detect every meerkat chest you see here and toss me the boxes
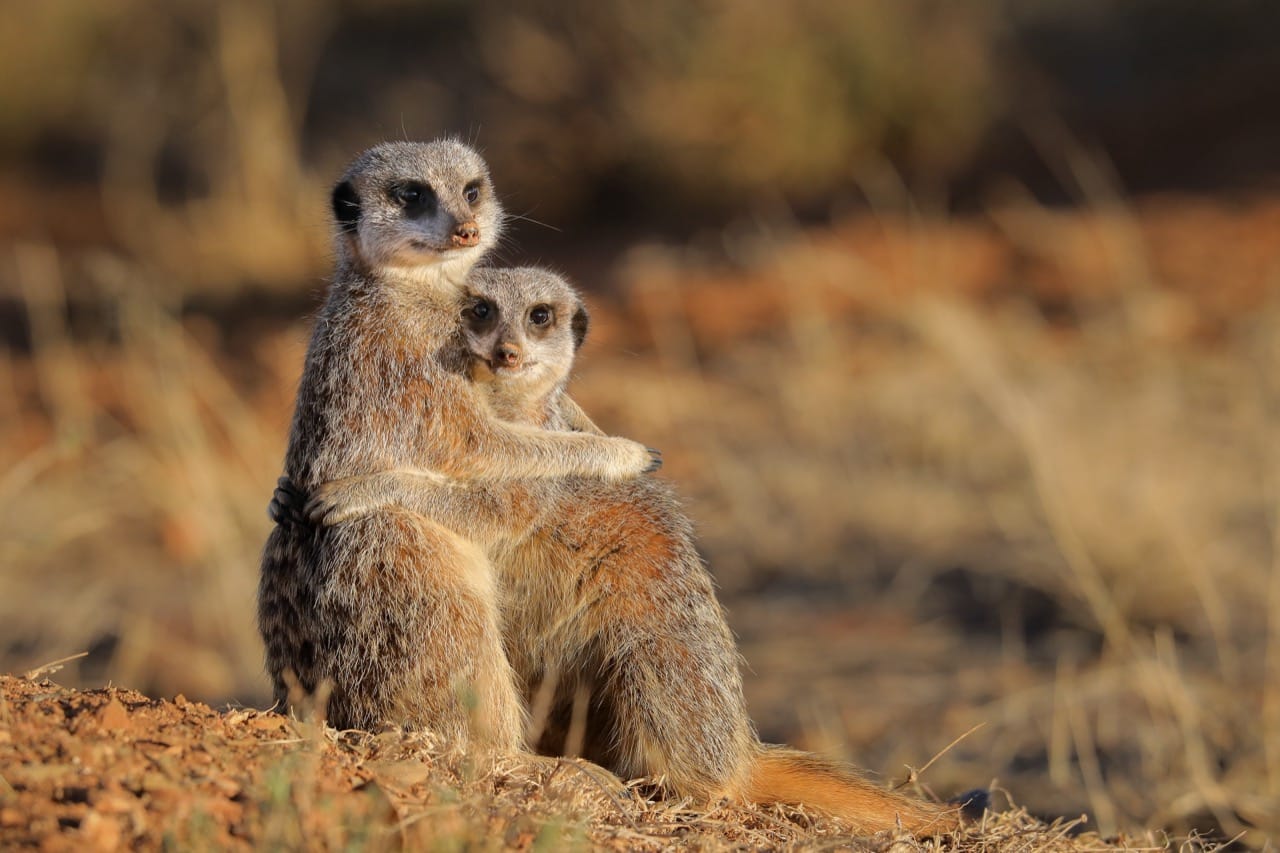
[318,315,446,423]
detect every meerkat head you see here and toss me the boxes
[461,267,589,417]
[330,139,503,283]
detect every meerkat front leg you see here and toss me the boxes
[304,467,453,527]
[437,406,662,482]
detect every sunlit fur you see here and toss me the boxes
[257,141,656,754]
[301,266,959,834]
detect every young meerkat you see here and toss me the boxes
[460,267,600,432]
[257,140,659,752]
[297,265,959,835]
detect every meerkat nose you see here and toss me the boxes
[495,342,521,366]
[452,221,481,247]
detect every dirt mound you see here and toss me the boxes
[0,674,1184,851]
[0,674,381,850]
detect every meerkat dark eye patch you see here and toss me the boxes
[331,180,361,233]
[570,304,589,351]
[464,181,482,205]
[465,298,496,327]
[389,181,437,218]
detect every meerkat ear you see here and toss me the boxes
[570,302,590,351]
[331,180,361,234]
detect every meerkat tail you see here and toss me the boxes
[744,747,958,836]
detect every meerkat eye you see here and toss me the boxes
[464,182,481,205]
[529,305,552,326]
[470,300,493,320]
[391,182,429,207]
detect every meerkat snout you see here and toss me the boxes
[494,341,522,367]
[452,221,481,247]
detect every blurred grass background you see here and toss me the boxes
[1,0,1278,843]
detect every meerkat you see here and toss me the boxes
[289,265,958,835]
[459,266,600,432]
[257,140,660,753]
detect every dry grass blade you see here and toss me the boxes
[22,651,89,680]
[549,758,641,832]
[896,722,986,790]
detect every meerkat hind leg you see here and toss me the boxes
[514,486,758,797]
[313,510,524,751]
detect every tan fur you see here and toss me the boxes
[294,265,958,834]
[257,141,656,753]
[748,748,955,835]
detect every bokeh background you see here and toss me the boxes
[2,0,1279,842]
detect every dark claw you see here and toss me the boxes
[644,448,663,474]
[304,499,326,525]
[267,496,287,524]
[269,476,310,526]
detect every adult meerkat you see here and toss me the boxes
[293,266,957,835]
[257,141,659,752]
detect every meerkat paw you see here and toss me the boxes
[268,476,308,526]
[607,439,663,479]
[304,476,389,526]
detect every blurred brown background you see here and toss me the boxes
[2,0,1279,842]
